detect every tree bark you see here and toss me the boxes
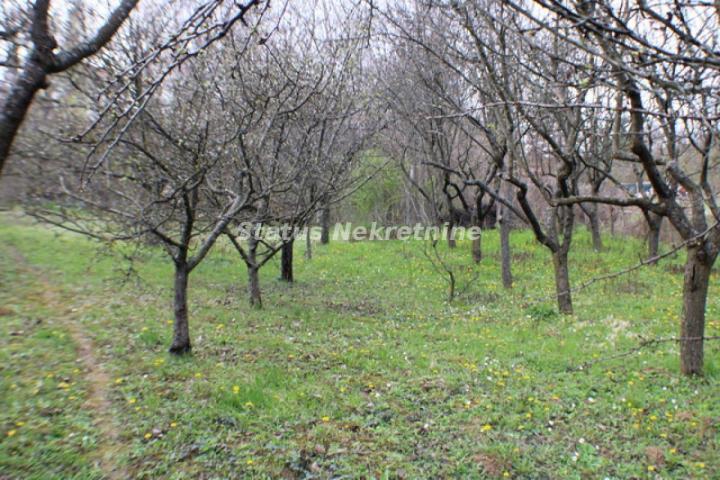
[471,232,482,263]
[646,213,663,262]
[248,266,262,308]
[499,205,513,289]
[280,238,294,282]
[247,235,262,308]
[320,205,330,245]
[586,204,602,252]
[446,220,457,249]
[680,247,712,375]
[471,193,483,262]
[552,249,573,314]
[305,227,312,259]
[0,64,47,175]
[169,263,191,354]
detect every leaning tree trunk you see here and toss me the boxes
[169,262,191,354]
[320,205,330,245]
[0,64,46,175]
[679,246,713,375]
[280,238,294,282]
[499,205,513,289]
[552,248,573,314]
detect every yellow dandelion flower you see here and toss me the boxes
[246,459,254,465]
[321,416,330,423]
[481,424,492,432]
[144,432,152,440]
[170,422,177,428]
[647,465,655,472]
[128,398,136,404]
[232,385,240,394]
[7,430,16,437]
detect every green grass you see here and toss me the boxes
[1,212,718,479]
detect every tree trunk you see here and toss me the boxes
[280,238,294,282]
[0,63,46,175]
[248,266,262,308]
[471,194,483,262]
[247,235,262,308]
[499,205,513,289]
[446,220,457,249]
[647,213,662,262]
[586,204,602,252]
[679,247,712,375]
[471,232,482,263]
[305,227,312,259]
[552,249,573,314]
[320,205,330,245]
[169,263,191,354]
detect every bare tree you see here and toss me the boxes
[28,20,267,354]
[221,9,375,305]
[513,0,720,374]
[0,0,267,177]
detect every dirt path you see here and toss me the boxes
[8,245,126,480]
[64,317,125,480]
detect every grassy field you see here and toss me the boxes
[1,212,718,479]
